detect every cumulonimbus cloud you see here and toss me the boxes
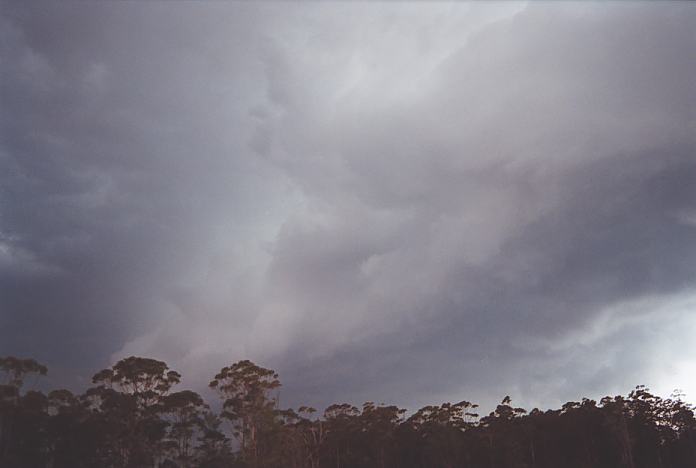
[1,1,695,410]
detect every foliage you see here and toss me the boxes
[1,354,696,468]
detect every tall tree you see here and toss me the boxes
[161,390,208,467]
[209,360,281,467]
[0,356,48,466]
[88,356,181,467]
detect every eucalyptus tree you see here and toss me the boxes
[600,395,636,468]
[45,389,93,467]
[209,359,281,467]
[293,406,324,468]
[196,411,235,467]
[405,400,479,468]
[88,356,182,467]
[360,402,406,468]
[0,356,48,391]
[160,390,208,467]
[480,396,528,468]
[0,356,48,465]
[321,403,360,468]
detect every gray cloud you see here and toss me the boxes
[1,1,695,411]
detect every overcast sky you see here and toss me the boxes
[1,1,695,412]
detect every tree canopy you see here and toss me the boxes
[1,354,695,468]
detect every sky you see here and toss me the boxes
[1,1,695,413]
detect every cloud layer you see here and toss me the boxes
[1,1,695,410]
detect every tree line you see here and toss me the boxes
[1,355,695,468]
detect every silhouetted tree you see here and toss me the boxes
[0,356,48,466]
[87,356,181,467]
[1,354,696,468]
[209,360,281,467]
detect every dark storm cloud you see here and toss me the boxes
[1,1,695,409]
[0,1,281,384]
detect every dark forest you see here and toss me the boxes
[1,356,695,468]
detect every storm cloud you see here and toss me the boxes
[1,1,695,411]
